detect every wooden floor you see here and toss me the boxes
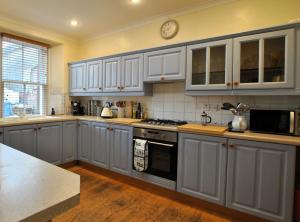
[53,166,243,222]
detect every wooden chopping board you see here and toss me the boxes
[178,124,227,135]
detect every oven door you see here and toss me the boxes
[145,140,177,181]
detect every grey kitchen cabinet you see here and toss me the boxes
[144,46,186,82]
[121,53,144,92]
[91,122,110,168]
[86,60,103,92]
[226,139,295,222]
[62,121,77,163]
[186,39,233,91]
[78,121,92,162]
[103,57,121,92]
[36,122,63,165]
[4,124,37,156]
[69,63,86,93]
[233,29,295,90]
[177,133,227,205]
[0,128,3,143]
[109,124,133,175]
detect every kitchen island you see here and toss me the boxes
[0,143,80,222]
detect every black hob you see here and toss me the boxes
[140,119,187,126]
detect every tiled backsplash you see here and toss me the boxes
[81,82,300,126]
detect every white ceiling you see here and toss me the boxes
[0,0,221,40]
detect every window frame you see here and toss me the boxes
[0,33,49,118]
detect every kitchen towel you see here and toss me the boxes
[133,139,148,172]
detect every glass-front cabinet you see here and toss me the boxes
[186,39,233,90]
[233,29,295,89]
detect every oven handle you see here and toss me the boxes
[133,139,174,148]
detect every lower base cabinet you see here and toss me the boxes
[177,133,227,205]
[78,121,92,162]
[62,121,77,163]
[226,139,296,222]
[36,122,63,165]
[109,124,132,175]
[4,124,37,156]
[91,122,109,168]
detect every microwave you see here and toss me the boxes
[250,109,300,136]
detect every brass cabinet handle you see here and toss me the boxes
[233,82,239,86]
[160,77,165,81]
[99,87,102,90]
[83,87,86,90]
[221,142,227,146]
[226,82,231,86]
[117,86,121,89]
[228,144,236,149]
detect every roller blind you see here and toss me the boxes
[1,34,48,117]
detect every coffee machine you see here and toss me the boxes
[71,100,84,116]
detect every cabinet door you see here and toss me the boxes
[144,46,186,82]
[233,29,295,89]
[103,57,121,92]
[86,60,103,92]
[91,123,109,168]
[78,121,91,162]
[177,133,227,205]
[109,125,133,175]
[121,54,143,92]
[62,121,77,163]
[36,122,62,165]
[226,139,295,222]
[69,63,86,93]
[186,39,233,90]
[4,125,37,156]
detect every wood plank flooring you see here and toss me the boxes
[53,166,250,222]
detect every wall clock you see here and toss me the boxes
[160,19,179,40]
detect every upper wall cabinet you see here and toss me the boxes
[121,54,144,92]
[144,46,186,82]
[186,39,233,90]
[103,57,121,92]
[86,60,103,92]
[70,63,86,93]
[233,29,295,89]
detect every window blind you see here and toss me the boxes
[1,34,48,117]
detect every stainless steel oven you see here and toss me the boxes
[133,128,178,181]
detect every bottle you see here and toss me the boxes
[51,108,55,115]
[136,103,142,119]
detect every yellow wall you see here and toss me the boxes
[79,0,300,60]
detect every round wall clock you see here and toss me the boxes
[160,19,179,40]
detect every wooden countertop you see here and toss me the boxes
[177,124,227,135]
[0,144,80,222]
[0,116,299,146]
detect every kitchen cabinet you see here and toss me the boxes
[78,121,92,162]
[91,122,110,168]
[177,133,227,205]
[103,57,121,92]
[36,122,62,165]
[86,60,103,92]
[109,124,133,175]
[4,124,37,156]
[144,46,186,82]
[226,139,295,222]
[69,63,86,93]
[233,29,295,90]
[121,53,144,92]
[0,128,3,143]
[62,121,77,163]
[186,39,233,90]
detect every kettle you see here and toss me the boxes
[101,102,113,118]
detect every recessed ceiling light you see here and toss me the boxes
[130,0,141,5]
[70,20,78,27]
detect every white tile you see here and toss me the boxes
[164,102,174,112]
[174,102,185,112]
[184,112,196,122]
[153,111,163,119]
[196,96,209,104]
[163,112,174,120]
[184,102,196,113]
[173,112,184,121]
[184,95,196,103]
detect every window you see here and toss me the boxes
[1,34,48,117]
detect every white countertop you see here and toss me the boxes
[0,144,80,222]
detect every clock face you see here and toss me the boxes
[160,20,179,39]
